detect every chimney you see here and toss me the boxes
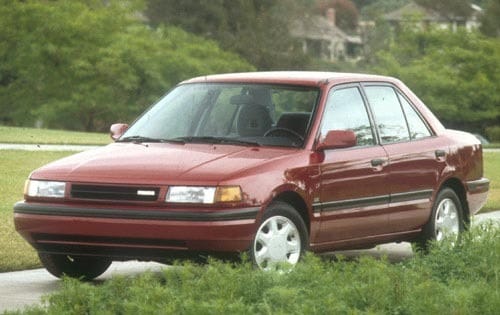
[327,8,336,27]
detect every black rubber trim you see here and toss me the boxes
[466,178,490,193]
[390,189,433,203]
[313,189,433,213]
[313,195,390,213]
[14,202,259,222]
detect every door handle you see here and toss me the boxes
[435,150,446,158]
[371,158,387,167]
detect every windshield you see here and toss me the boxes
[121,83,319,147]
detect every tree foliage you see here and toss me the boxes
[480,0,500,37]
[0,0,253,131]
[145,0,311,70]
[372,27,500,133]
[351,0,376,8]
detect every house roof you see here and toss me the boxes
[291,15,347,40]
[290,15,361,44]
[384,2,443,22]
[385,1,483,23]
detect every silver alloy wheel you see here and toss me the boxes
[434,197,460,242]
[253,215,301,270]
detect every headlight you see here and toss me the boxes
[166,186,242,204]
[166,186,216,204]
[25,180,66,198]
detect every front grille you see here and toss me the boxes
[71,184,160,202]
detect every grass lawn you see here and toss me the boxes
[483,152,500,212]
[0,150,74,272]
[0,126,110,145]
[0,150,498,272]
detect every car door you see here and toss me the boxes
[314,85,391,245]
[363,85,446,233]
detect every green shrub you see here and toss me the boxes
[9,224,499,315]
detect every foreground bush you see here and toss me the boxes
[8,224,500,315]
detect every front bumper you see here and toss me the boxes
[14,201,259,260]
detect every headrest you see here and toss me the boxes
[237,104,273,137]
[230,94,254,105]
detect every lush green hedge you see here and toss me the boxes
[10,225,500,315]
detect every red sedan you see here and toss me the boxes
[15,72,489,279]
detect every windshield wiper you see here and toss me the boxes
[217,138,261,146]
[118,136,162,143]
[173,136,260,146]
[118,136,185,144]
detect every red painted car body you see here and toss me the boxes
[14,72,489,275]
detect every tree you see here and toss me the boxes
[144,0,311,70]
[372,27,500,134]
[480,0,500,37]
[0,0,253,131]
[351,0,376,8]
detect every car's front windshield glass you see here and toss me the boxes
[121,83,320,147]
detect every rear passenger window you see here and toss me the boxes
[321,87,374,146]
[364,86,410,144]
[397,92,432,140]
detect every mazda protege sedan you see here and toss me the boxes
[14,72,489,279]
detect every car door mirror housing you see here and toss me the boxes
[110,123,129,141]
[316,130,357,150]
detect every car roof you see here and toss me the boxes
[181,71,399,87]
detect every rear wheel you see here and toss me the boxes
[250,201,308,270]
[39,253,112,281]
[416,188,465,251]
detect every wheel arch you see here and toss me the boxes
[439,177,470,223]
[273,191,310,233]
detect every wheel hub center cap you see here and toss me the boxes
[268,235,287,260]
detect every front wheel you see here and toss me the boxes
[39,253,112,281]
[250,201,308,270]
[416,188,466,251]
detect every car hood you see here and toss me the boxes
[30,142,299,185]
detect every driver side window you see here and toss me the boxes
[321,87,375,146]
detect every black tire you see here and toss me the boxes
[415,188,466,252]
[39,253,112,281]
[249,201,308,270]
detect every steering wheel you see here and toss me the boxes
[264,127,304,141]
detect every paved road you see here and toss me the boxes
[0,261,166,313]
[0,212,498,313]
[484,148,500,153]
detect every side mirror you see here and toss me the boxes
[110,123,129,141]
[316,130,357,151]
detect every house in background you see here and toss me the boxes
[384,1,483,32]
[290,8,362,62]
